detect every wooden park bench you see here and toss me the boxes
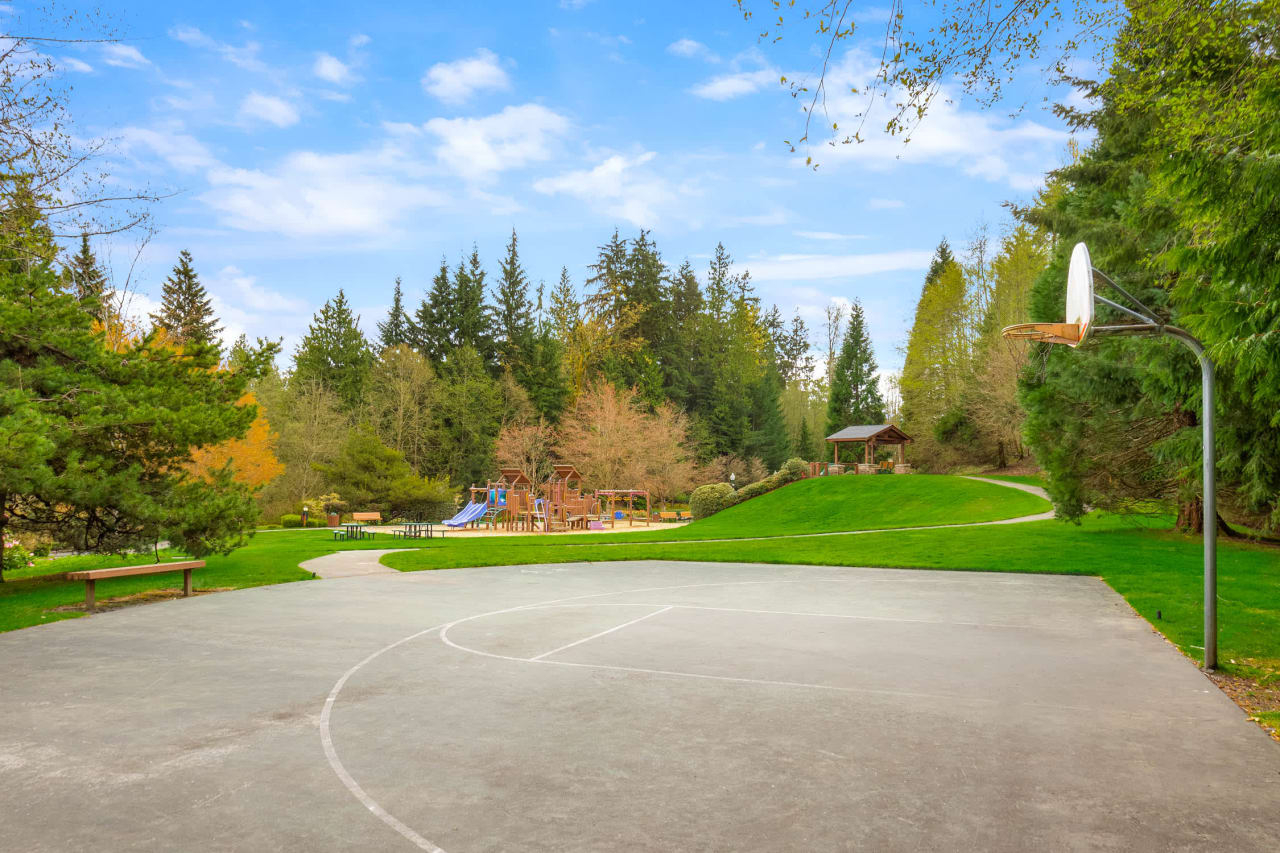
[351,512,381,524]
[658,511,678,522]
[64,560,205,613]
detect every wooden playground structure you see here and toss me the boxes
[447,464,653,534]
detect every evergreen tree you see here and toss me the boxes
[495,229,533,364]
[377,277,412,350]
[776,311,815,382]
[795,417,817,461]
[64,233,108,322]
[1,260,276,579]
[151,249,222,348]
[548,266,580,342]
[746,366,791,470]
[293,289,373,411]
[453,246,496,366]
[825,299,886,446]
[412,257,453,364]
[430,345,502,486]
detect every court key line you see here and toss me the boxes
[318,573,1087,852]
[529,606,673,661]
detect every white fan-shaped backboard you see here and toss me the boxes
[1066,242,1095,346]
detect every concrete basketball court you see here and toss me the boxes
[3,559,1278,851]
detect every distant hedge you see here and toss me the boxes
[280,514,325,528]
[689,457,808,520]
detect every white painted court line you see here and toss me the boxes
[522,602,1029,631]
[528,606,674,661]
[318,574,1105,851]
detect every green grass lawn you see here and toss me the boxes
[569,474,1049,543]
[0,530,390,634]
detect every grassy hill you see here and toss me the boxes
[589,474,1049,542]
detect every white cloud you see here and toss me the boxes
[690,69,777,101]
[239,93,300,128]
[424,104,569,182]
[794,230,868,241]
[667,38,718,62]
[102,44,149,69]
[809,49,1070,190]
[559,0,594,8]
[534,151,678,227]
[867,198,904,210]
[170,25,268,73]
[350,33,371,48]
[205,265,311,351]
[60,56,93,73]
[743,250,933,281]
[422,49,510,105]
[202,147,447,238]
[313,52,353,85]
[119,126,218,172]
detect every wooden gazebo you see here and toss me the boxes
[826,424,913,470]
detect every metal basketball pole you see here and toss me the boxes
[1161,327,1217,670]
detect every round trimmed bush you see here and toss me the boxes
[690,482,736,520]
[280,513,302,528]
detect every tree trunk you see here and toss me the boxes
[995,439,1007,470]
[1175,497,1242,539]
[1176,497,1204,533]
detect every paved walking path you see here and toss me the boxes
[301,549,413,579]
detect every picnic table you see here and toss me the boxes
[394,521,442,540]
[334,522,376,541]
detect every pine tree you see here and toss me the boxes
[776,312,815,383]
[495,229,533,363]
[151,250,222,348]
[549,266,580,342]
[746,366,790,470]
[64,233,108,322]
[1,260,276,579]
[412,257,453,364]
[454,246,495,366]
[378,277,412,350]
[293,289,372,411]
[825,299,886,448]
[796,417,816,461]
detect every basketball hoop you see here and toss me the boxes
[1001,322,1083,346]
[1001,241,1220,670]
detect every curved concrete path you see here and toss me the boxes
[302,549,414,579]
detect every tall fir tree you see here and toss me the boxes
[453,246,496,366]
[293,288,372,411]
[64,233,108,322]
[495,228,533,364]
[412,257,453,364]
[825,299,886,452]
[378,277,412,350]
[151,249,222,349]
[548,266,580,342]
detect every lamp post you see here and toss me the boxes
[729,472,736,489]
[302,505,309,528]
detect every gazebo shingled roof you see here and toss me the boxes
[825,424,912,465]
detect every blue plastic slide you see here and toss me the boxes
[442,501,488,528]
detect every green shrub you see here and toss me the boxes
[281,513,302,528]
[2,537,33,574]
[690,483,736,520]
[778,457,808,484]
[734,479,773,502]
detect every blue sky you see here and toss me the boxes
[51,0,1082,372]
